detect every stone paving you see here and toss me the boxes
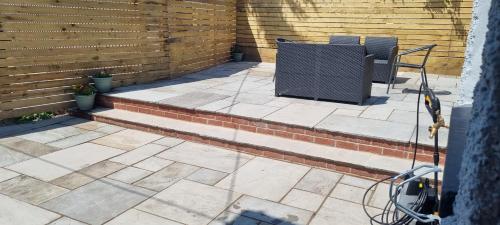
[105,62,458,147]
[0,117,394,225]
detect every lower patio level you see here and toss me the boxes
[1,117,387,225]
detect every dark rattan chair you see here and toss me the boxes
[387,44,437,93]
[275,42,374,105]
[329,35,361,45]
[365,36,399,83]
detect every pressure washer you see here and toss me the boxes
[362,67,450,225]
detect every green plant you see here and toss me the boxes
[17,112,54,123]
[231,44,242,53]
[93,71,112,78]
[74,83,97,96]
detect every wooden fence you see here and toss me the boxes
[236,0,473,75]
[0,0,236,120]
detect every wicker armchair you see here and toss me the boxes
[275,42,374,105]
[329,35,361,45]
[365,36,399,83]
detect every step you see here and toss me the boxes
[96,95,446,165]
[78,108,442,180]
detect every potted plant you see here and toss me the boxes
[231,44,244,62]
[92,71,113,93]
[74,84,97,111]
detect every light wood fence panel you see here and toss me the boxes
[168,0,236,76]
[0,0,236,120]
[236,0,472,75]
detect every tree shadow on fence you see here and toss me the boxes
[238,0,319,61]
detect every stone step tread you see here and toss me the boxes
[90,108,440,177]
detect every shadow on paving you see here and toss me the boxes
[217,210,301,225]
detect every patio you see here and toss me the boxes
[1,117,387,225]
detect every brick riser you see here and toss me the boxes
[74,111,396,181]
[96,95,447,165]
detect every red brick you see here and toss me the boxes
[222,122,238,129]
[215,115,232,122]
[192,117,208,124]
[275,131,293,139]
[359,144,383,154]
[239,125,257,132]
[284,153,305,164]
[304,157,327,168]
[163,112,178,119]
[256,128,275,135]
[294,134,314,142]
[268,123,287,131]
[177,114,192,121]
[207,120,223,126]
[335,164,352,173]
[314,137,335,146]
[263,150,284,160]
[336,141,358,150]
[382,148,406,158]
[232,118,250,125]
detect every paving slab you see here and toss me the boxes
[134,157,174,172]
[197,98,239,111]
[281,189,325,212]
[41,178,155,225]
[359,106,394,120]
[0,115,73,138]
[51,161,126,190]
[294,168,342,196]
[48,217,88,225]
[107,90,179,103]
[228,195,313,225]
[0,137,60,157]
[136,179,241,225]
[92,129,163,151]
[330,183,371,204]
[0,145,32,167]
[48,131,107,149]
[62,119,109,131]
[134,162,199,191]
[0,175,68,205]
[315,114,416,143]
[107,167,153,184]
[186,168,228,185]
[369,183,391,209]
[110,143,168,165]
[340,175,377,189]
[218,103,280,119]
[153,137,184,147]
[264,103,335,128]
[157,142,253,173]
[216,157,310,201]
[209,211,260,225]
[332,108,363,117]
[7,143,125,181]
[18,124,85,144]
[94,124,126,134]
[159,92,230,109]
[105,208,182,225]
[0,194,60,225]
[230,93,275,105]
[309,198,377,225]
[0,168,19,182]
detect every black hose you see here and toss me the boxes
[362,83,427,225]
